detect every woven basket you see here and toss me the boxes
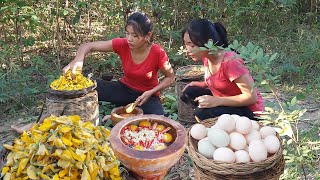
[176,65,204,81]
[46,90,99,125]
[187,118,284,180]
[48,80,97,99]
[175,65,204,123]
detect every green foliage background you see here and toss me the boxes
[0,0,319,179]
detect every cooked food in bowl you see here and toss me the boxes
[118,113,136,118]
[120,120,174,151]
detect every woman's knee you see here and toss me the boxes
[140,97,164,115]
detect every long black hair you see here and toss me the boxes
[126,12,154,42]
[182,19,228,48]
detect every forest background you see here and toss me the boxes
[0,0,319,179]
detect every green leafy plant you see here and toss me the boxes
[98,101,115,120]
[162,93,178,120]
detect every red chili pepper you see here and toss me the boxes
[139,140,146,147]
[121,136,134,146]
[161,127,171,134]
[147,139,154,148]
[152,123,158,130]
[121,126,130,134]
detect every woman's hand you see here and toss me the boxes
[182,81,207,92]
[62,41,113,75]
[62,58,84,75]
[195,95,222,108]
[136,90,154,106]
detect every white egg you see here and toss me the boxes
[208,128,230,147]
[217,114,235,133]
[229,132,247,150]
[231,114,241,122]
[263,135,280,154]
[235,150,251,163]
[213,147,235,163]
[198,139,216,159]
[245,130,261,144]
[259,126,276,139]
[251,120,260,131]
[248,140,268,162]
[210,124,220,129]
[235,116,252,135]
[190,124,207,140]
[202,137,209,141]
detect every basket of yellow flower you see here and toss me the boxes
[49,70,97,99]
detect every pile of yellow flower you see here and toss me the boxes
[1,115,121,180]
[50,70,94,91]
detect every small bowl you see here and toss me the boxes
[110,106,143,126]
[109,115,187,180]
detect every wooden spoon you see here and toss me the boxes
[125,101,139,114]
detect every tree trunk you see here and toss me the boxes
[14,7,23,61]
[55,0,61,69]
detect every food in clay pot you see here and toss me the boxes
[118,113,136,118]
[190,114,282,164]
[120,120,174,151]
[110,115,187,180]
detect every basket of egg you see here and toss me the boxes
[187,114,284,180]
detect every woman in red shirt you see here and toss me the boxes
[63,12,174,115]
[181,19,264,120]
[11,12,174,133]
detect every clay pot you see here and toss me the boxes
[110,106,143,126]
[110,115,187,180]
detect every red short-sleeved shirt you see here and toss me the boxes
[203,51,264,112]
[112,38,169,96]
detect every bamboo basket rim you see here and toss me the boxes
[176,65,204,81]
[187,117,284,176]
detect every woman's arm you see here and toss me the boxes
[63,40,113,74]
[195,74,257,108]
[182,81,207,92]
[137,62,175,105]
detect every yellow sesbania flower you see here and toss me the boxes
[2,115,121,180]
[50,70,94,90]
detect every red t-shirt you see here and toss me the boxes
[112,38,169,96]
[203,51,264,112]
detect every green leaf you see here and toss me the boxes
[199,47,207,51]
[247,42,254,52]
[257,48,264,60]
[51,9,56,16]
[63,9,69,16]
[269,53,278,62]
[290,96,298,106]
[206,40,214,48]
